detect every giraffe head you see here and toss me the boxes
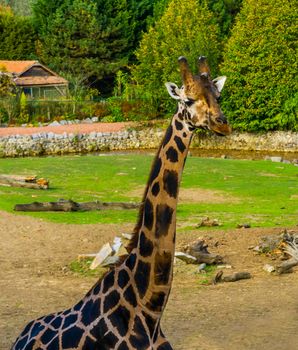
[165,56,232,136]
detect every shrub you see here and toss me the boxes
[221,0,297,131]
[130,0,221,115]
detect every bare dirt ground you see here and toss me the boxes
[1,211,298,350]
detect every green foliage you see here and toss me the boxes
[148,0,171,26]
[18,91,29,123]
[206,0,243,39]
[69,258,106,277]
[0,69,18,124]
[103,95,159,122]
[126,0,157,60]
[0,154,297,228]
[0,0,34,16]
[197,265,218,285]
[0,5,36,59]
[221,0,297,131]
[131,0,221,114]
[33,0,133,94]
[0,69,15,97]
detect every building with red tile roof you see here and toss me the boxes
[0,60,68,99]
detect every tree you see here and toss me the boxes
[0,0,34,16]
[33,0,133,95]
[0,5,36,60]
[221,0,297,131]
[0,70,15,97]
[0,69,18,124]
[206,0,243,39]
[130,0,221,111]
[127,0,170,60]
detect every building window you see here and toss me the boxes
[23,87,33,98]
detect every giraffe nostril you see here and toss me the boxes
[216,116,227,124]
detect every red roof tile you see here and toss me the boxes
[0,60,38,75]
[0,60,68,87]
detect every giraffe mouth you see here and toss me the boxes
[208,118,232,136]
[200,125,229,136]
[214,131,226,136]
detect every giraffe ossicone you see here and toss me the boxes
[12,57,231,350]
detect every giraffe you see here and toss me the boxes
[12,56,231,350]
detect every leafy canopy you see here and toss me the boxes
[0,5,36,60]
[131,0,221,110]
[33,0,133,93]
[206,0,243,39]
[221,0,297,131]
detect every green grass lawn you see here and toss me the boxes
[0,153,297,229]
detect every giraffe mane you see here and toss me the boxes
[125,136,165,254]
[88,138,165,290]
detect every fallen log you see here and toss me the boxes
[183,239,223,264]
[213,271,251,284]
[276,258,298,275]
[14,199,139,212]
[0,174,49,189]
[222,271,251,282]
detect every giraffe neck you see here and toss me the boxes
[131,106,194,315]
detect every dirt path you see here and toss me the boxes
[0,122,133,137]
[1,211,298,350]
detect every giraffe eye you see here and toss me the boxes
[185,98,195,107]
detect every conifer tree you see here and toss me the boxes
[33,0,133,93]
[0,5,36,59]
[221,0,297,131]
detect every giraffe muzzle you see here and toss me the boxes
[210,115,232,136]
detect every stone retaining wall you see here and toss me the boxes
[0,128,297,158]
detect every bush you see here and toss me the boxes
[103,97,159,122]
[130,0,221,115]
[221,0,297,131]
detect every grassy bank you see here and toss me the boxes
[0,154,297,229]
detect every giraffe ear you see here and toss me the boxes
[165,82,181,100]
[213,76,226,93]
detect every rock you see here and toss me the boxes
[1,129,297,158]
[100,255,120,267]
[111,236,122,254]
[48,121,60,127]
[198,263,207,272]
[197,217,220,227]
[217,264,232,269]
[237,223,251,229]
[263,264,275,273]
[270,156,283,162]
[90,243,113,270]
[46,132,55,139]
[92,117,99,123]
[122,233,133,240]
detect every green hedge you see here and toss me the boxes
[220,0,297,131]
